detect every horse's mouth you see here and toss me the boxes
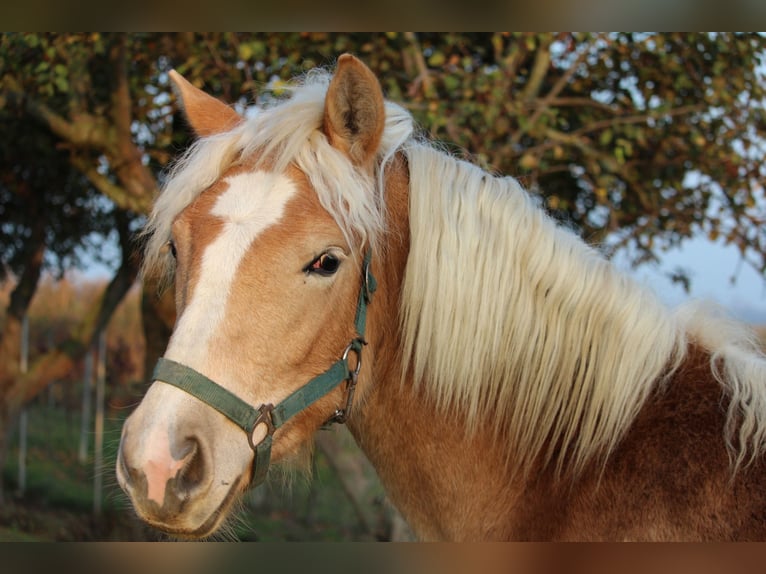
[136,479,244,539]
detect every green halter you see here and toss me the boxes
[151,251,376,486]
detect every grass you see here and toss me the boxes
[3,404,123,511]
[0,402,149,541]
[0,525,46,542]
[1,399,400,541]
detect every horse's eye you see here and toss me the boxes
[167,240,177,259]
[306,253,341,276]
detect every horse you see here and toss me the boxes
[116,54,766,541]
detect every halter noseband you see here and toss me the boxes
[151,251,376,486]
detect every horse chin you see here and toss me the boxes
[132,476,245,540]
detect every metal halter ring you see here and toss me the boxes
[330,340,365,424]
[343,339,364,379]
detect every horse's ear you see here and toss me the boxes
[323,54,385,169]
[168,70,241,137]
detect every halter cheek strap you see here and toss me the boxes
[151,251,376,487]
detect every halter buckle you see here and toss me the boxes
[248,403,275,451]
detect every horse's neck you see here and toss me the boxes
[348,353,528,540]
[350,290,529,540]
[345,154,523,540]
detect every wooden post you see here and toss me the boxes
[17,315,29,497]
[78,345,94,464]
[47,330,56,410]
[19,315,28,377]
[93,330,106,517]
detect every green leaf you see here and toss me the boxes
[54,76,69,93]
[238,43,253,61]
[427,51,445,67]
[443,75,459,92]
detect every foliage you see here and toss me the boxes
[0,36,119,282]
[5,33,764,281]
[371,33,766,274]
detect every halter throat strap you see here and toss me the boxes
[151,251,376,486]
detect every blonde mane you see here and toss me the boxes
[400,143,766,477]
[144,65,766,479]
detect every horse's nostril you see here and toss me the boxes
[176,438,205,494]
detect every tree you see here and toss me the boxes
[1,32,764,500]
[0,33,151,499]
[394,33,766,277]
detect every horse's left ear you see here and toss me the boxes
[168,70,242,137]
[323,54,385,169]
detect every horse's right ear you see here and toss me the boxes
[323,54,385,170]
[168,70,241,137]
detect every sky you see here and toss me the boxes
[616,236,766,325]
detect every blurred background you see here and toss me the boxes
[1,32,765,540]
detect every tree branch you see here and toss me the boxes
[520,37,552,102]
[109,34,133,152]
[3,41,159,216]
[3,77,113,151]
[105,35,160,215]
[70,155,152,214]
[511,44,591,146]
[403,32,435,99]
[547,97,622,114]
[30,100,112,150]
[570,104,706,139]
[520,102,706,162]
[88,209,140,342]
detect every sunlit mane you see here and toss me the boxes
[141,69,413,281]
[399,142,766,477]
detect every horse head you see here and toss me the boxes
[117,55,386,537]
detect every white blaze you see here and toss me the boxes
[165,170,297,368]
